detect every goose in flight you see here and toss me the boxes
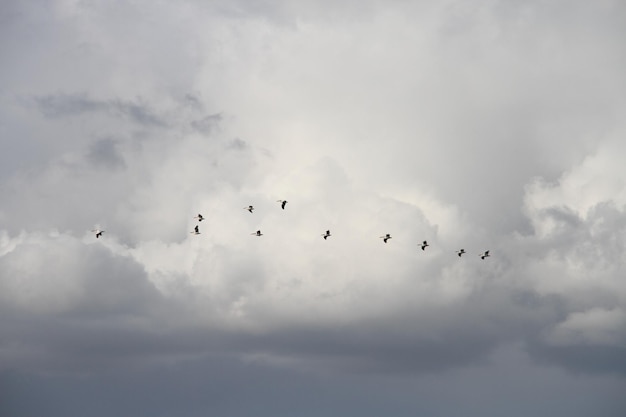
[190,225,200,235]
[420,240,429,250]
[277,200,287,210]
[194,214,204,222]
[480,250,490,259]
[244,205,254,213]
[91,229,104,238]
[322,230,331,240]
[456,249,466,257]
[380,234,392,243]
[251,230,263,236]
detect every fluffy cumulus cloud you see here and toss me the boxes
[1,0,626,416]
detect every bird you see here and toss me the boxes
[190,225,200,235]
[244,205,254,213]
[420,240,429,250]
[456,249,466,257]
[91,229,104,238]
[480,250,490,259]
[277,200,287,210]
[194,214,204,222]
[322,230,331,240]
[380,234,392,243]
[251,230,263,236]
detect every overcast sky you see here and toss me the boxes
[1,0,625,416]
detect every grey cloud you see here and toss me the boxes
[526,343,626,376]
[2,0,626,415]
[86,138,126,170]
[35,93,106,117]
[228,325,498,375]
[183,93,203,110]
[541,206,583,229]
[0,235,200,374]
[191,113,222,134]
[226,137,248,150]
[2,346,626,417]
[115,99,167,127]
[0,237,161,316]
[34,93,167,127]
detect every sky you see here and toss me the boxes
[1,0,625,416]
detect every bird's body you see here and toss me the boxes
[480,250,490,259]
[244,205,254,213]
[456,249,465,257]
[421,240,429,250]
[191,225,200,235]
[194,214,204,221]
[277,200,287,210]
[91,229,104,238]
[322,230,331,240]
[251,230,263,236]
[380,234,392,243]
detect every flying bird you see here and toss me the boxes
[277,200,287,209]
[456,249,466,257]
[420,240,429,250]
[91,229,104,238]
[480,250,490,259]
[380,234,392,243]
[322,230,331,240]
[190,225,200,235]
[251,230,263,236]
[244,205,254,213]
[194,214,204,222]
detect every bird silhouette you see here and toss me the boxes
[380,234,392,243]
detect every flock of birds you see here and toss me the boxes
[91,199,491,259]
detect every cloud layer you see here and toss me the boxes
[1,0,625,415]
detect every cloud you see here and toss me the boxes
[1,0,626,415]
[34,93,167,127]
[549,308,626,346]
[86,138,126,169]
[191,112,223,134]
[0,230,174,373]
